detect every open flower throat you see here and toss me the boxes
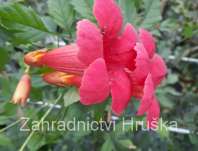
[23,0,167,128]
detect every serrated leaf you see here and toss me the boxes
[118,0,138,25]
[48,0,75,29]
[71,0,94,20]
[64,87,80,107]
[0,3,51,43]
[2,20,48,43]
[0,25,12,44]
[42,16,57,33]
[140,0,161,29]
[0,3,48,31]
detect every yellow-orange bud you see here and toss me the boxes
[24,49,47,67]
[42,71,81,87]
[11,74,31,106]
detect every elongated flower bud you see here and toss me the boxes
[24,49,47,67]
[12,74,31,106]
[42,71,82,87]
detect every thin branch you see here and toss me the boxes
[168,55,198,64]
[0,119,22,133]
[19,95,62,151]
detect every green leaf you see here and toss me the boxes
[0,116,10,125]
[140,0,161,29]
[71,0,94,20]
[166,74,178,84]
[158,94,174,109]
[0,3,51,43]
[101,136,114,151]
[160,19,179,32]
[0,26,12,44]
[0,103,17,117]
[0,134,12,147]
[48,0,75,29]
[0,3,48,31]
[42,16,57,33]
[118,139,136,150]
[118,0,138,24]
[0,47,9,71]
[189,134,198,145]
[27,133,46,151]
[64,87,80,107]
[0,24,26,44]
[183,24,194,38]
[70,123,91,141]
[2,20,48,43]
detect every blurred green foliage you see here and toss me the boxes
[0,0,198,151]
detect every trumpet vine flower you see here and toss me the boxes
[41,0,137,116]
[24,0,167,128]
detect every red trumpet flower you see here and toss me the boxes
[24,0,167,128]
[41,0,137,115]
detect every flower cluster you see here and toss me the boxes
[23,0,167,128]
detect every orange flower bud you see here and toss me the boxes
[24,49,47,67]
[42,71,81,87]
[12,74,31,106]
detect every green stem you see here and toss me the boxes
[24,65,30,74]
[0,119,22,133]
[18,95,62,151]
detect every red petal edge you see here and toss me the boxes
[79,58,110,105]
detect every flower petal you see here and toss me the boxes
[131,81,144,99]
[133,43,150,85]
[139,28,156,58]
[110,23,137,54]
[106,24,137,70]
[79,58,110,105]
[137,74,154,115]
[146,97,160,129]
[93,0,123,39]
[106,51,136,71]
[41,44,86,75]
[151,54,167,86]
[111,70,132,115]
[77,19,103,65]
